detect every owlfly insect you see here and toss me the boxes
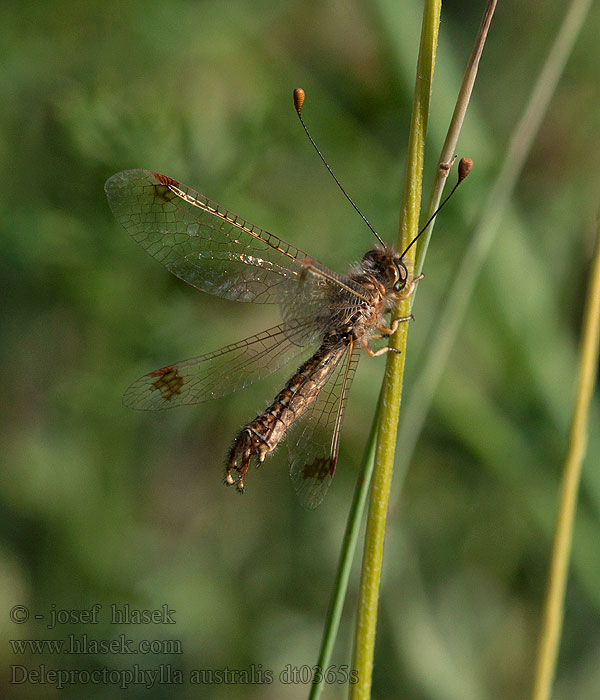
[106,89,470,508]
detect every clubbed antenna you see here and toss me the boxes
[399,157,473,260]
[293,88,386,247]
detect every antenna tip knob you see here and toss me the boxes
[458,157,473,183]
[293,88,305,114]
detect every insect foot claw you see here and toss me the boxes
[227,428,260,493]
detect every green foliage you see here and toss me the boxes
[1,1,599,698]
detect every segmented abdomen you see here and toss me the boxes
[227,336,348,488]
[257,341,346,446]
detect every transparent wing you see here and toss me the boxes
[281,257,373,334]
[106,169,327,305]
[124,319,320,410]
[288,341,361,509]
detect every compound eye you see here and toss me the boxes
[393,261,408,291]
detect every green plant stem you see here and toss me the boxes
[532,225,600,700]
[392,0,595,500]
[309,4,496,698]
[415,0,497,279]
[350,3,441,698]
[308,400,379,700]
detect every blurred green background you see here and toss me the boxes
[2,0,600,698]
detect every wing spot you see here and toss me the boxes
[149,367,184,401]
[152,172,180,187]
[301,457,333,483]
[152,184,177,204]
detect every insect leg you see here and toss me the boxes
[227,428,271,492]
[397,273,424,300]
[226,430,254,493]
[377,314,414,335]
[361,336,402,357]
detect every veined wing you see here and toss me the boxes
[281,257,375,334]
[124,319,319,410]
[106,169,328,304]
[288,340,361,509]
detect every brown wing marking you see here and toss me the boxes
[123,319,319,411]
[288,339,360,509]
[149,364,184,402]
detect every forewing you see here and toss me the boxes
[106,169,319,304]
[281,259,372,334]
[288,341,361,509]
[124,319,319,410]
